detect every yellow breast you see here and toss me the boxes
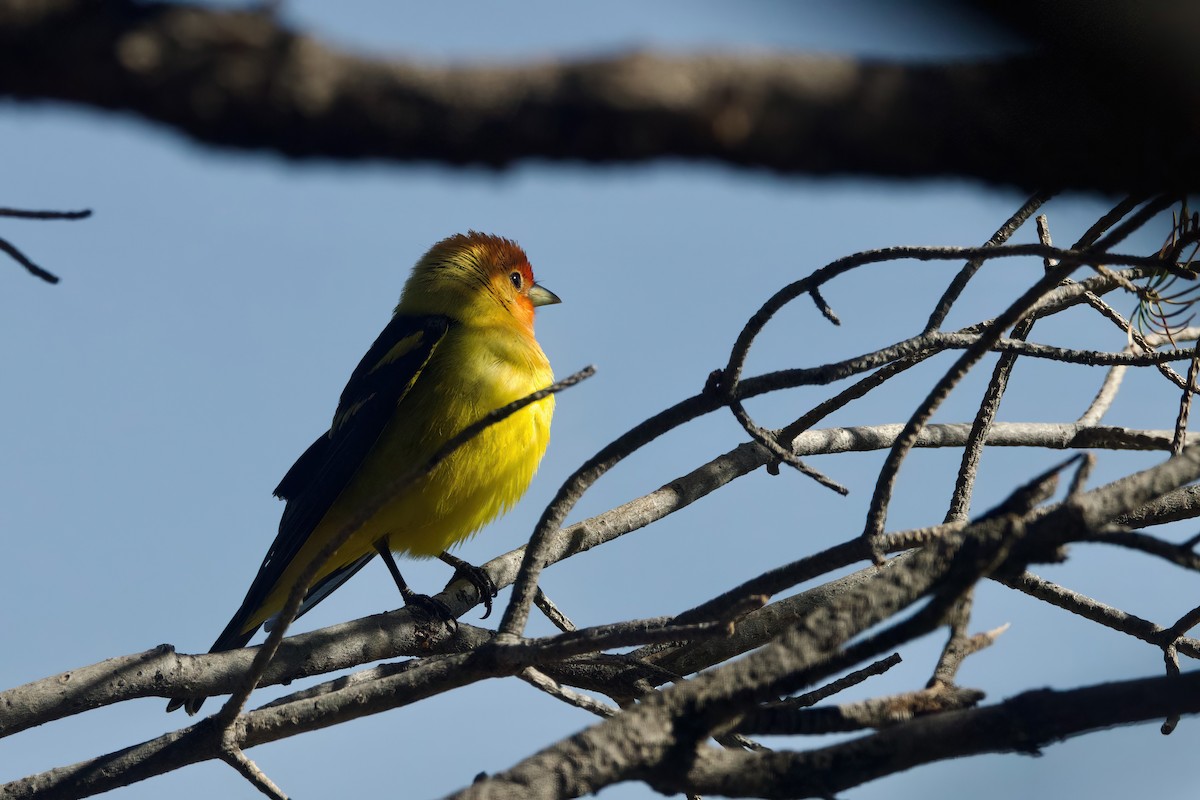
[330,319,553,558]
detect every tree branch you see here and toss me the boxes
[2,0,1199,189]
[677,669,1200,798]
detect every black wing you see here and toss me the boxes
[209,313,451,653]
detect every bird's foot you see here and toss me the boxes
[402,591,458,633]
[439,553,498,619]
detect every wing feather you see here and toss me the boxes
[209,313,451,652]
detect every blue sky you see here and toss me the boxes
[2,3,1195,798]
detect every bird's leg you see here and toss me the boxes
[438,551,499,619]
[374,539,455,629]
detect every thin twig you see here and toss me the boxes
[0,206,92,284]
[863,259,1082,549]
[931,620,1009,689]
[1036,214,1057,269]
[995,570,1200,659]
[1163,639,1182,734]
[740,684,986,736]
[944,315,1035,523]
[0,207,92,220]
[1084,527,1200,573]
[809,286,841,325]
[519,667,617,717]
[535,589,577,632]
[1091,194,1179,251]
[0,236,60,283]
[495,615,738,663]
[1072,195,1149,250]
[1077,360,1127,426]
[1070,282,1192,391]
[217,734,288,800]
[768,653,903,710]
[924,191,1052,332]
[1161,603,1200,644]
[726,243,1173,396]
[1173,339,1200,454]
[1067,453,1096,498]
[928,593,974,687]
[944,213,1062,522]
[776,352,935,444]
[726,396,849,493]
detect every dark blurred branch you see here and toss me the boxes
[1,0,1197,190]
[975,0,1200,108]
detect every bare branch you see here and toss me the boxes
[216,737,287,800]
[679,670,1200,799]
[0,207,91,220]
[519,667,617,718]
[767,653,904,712]
[863,258,1084,545]
[0,205,92,283]
[740,684,985,736]
[924,190,1051,332]
[3,2,1199,189]
[995,571,1200,658]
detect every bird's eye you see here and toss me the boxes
[509,271,524,290]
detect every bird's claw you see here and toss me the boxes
[447,562,498,619]
[404,592,458,633]
[439,553,499,618]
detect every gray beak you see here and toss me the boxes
[529,282,562,307]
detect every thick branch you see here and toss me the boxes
[679,669,1200,798]
[0,0,1197,189]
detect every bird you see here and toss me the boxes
[168,232,559,714]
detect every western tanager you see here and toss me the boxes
[169,232,558,714]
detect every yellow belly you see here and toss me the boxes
[247,325,553,630]
[344,388,552,558]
